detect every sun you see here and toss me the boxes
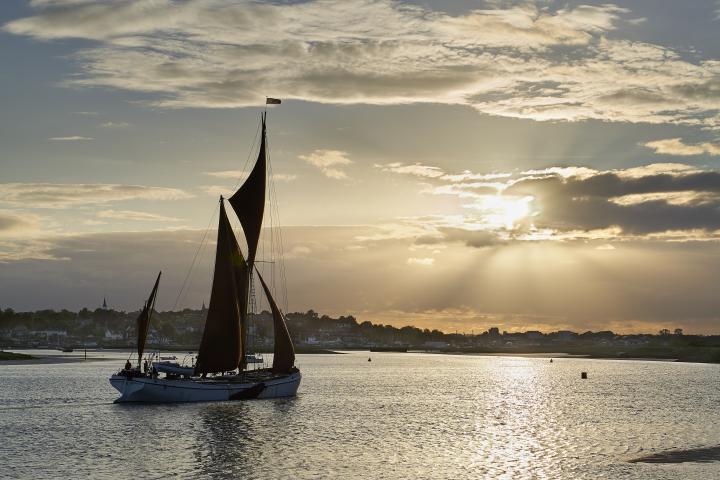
[477,195,533,229]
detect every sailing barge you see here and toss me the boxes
[110,110,300,402]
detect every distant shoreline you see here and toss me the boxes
[0,346,343,366]
[0,351,35,361]
[420,346,720,363]
[428,351,680,362]
[4,346,718,365]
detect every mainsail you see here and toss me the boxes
[227,211,250,370]
[194,200,243,375]
[256,269,295,373]
[136,271,161,362]
[229,112,266,268]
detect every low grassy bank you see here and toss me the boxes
[0,351,35,361]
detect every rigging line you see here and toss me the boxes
[267,154,278,299]
[172,203,219,311]
[266,133,278,303]
[274,182,289,312]
[268,143,276,297]
[270,185,280,303]
[231,116,263,192]
[266,140,289,312]
[258,122,268,287]
[177,222,214,312]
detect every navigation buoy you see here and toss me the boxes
[581,371,587,379]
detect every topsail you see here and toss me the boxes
[229,113,267,268]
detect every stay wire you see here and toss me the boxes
[266,135,290,313]
[172,203,219,311]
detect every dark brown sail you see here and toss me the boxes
[226,215,250,370]
[194,200,243,375]
[256,269,295,373]
[229,113,266,268]
[136,271,161,362]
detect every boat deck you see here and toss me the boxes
[117,366,296,384]
[200,368,296,384]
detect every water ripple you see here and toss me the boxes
[0,353,718,479]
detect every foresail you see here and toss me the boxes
[256,269,295,373]
[136,271,161,362]
[229,113,266,268]
[195,200,243,375]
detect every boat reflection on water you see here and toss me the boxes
[194,399,298,477]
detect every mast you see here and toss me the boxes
[229,112,270,371]
[136,271,161,363]
[229,113,268,370]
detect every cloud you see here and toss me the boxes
[376,162,511,183]
[379,163,445,179]
[96,209,180,222]
[272,173,298,182]
[423,182,502,198]
[0,210,40,236]
[202,185,234,198]
[418,227,505,248]
[613,163,702,178]
[643,138,720,156]
[204,170,297,182]
[203,170,244,179]
[379,160,720,242]
[5,1,720,128]
[48,136,93,141]
[0,183,192,208]
[299,149,353,179]
[82,219,107,226]
[506,165,720,235]
[406,257,434,266]
[100,121,130,128]
[521,166,599,179]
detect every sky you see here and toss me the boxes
[0,0,719,334]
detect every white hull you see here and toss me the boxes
[110,371,301,403]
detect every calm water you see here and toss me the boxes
[1,351,719,479]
